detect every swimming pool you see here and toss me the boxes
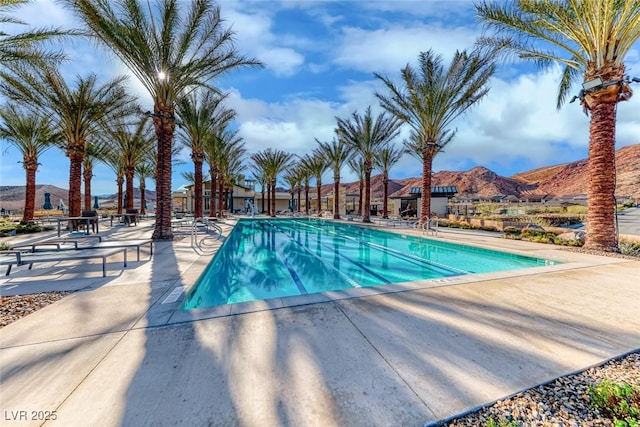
[181,218,555,310]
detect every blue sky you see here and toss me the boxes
[1,0,640,196]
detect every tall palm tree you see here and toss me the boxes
[374,144,405,218]
[135,161,154,215]
[101,150,126,213]
[204,126,242,217]
[315,138,352,219]
[299,152,329,215]
[214,132,245,216]
[0,0,71,67]
[0,64,135,217]
[347,156,365,216]
[176,90,235,219]
[64,0,261,240]
[252,148,294,217]
[376,49,495,225]
[250,171,267,214]
[82,140,110,211]
[475,0,640,252]
[104,116,155,211]
[282,162,301,212]
[0,103,59,223]
[336,106,402,223]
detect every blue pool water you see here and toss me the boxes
[181,218,554,309]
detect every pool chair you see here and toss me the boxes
[0,247,128,277]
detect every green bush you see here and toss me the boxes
[0,242,11,250]
[590,380,640,426]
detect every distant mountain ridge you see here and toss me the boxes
[0,185,156,211]
[323,143,640,200]
[2,144,639,211]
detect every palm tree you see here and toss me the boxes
[0,64,135,217]
[135,162,154,215]
[299,152,329,215]
[82,140,110,211]
[282,163,301,212]
[315,138,352,219]
[475,0,640,252]
[204,126,242,217]
[375,48,495,225]
[0,0,71,67]
[0,103,59,223]
[176,90,235,219]
[64,0,261,240]
[336,106,402,223]
[104,116,155,211]
[252,148,294,217]
[374,144,405,218]
[348,156,365,216]
[250,170,267,214]
[101,150,126,213]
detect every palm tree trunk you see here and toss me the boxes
[266,182,271,215]
[297,185,302,213]
[125,167,135,211]
[218,179,224,218]
[261,185,265,213]
[316,181,322,215]
[585,102,618,251]
[117,176,124,214]
[140,180,146,215]
[420,151,433,226]
[305,182,310,215]
[358,179,363,216]
[271,182,276,217]
[210,170,218,217]
[68,146,84,217]
[22,160,37,224]
[83,164,92,211]
[152,114,175,240]
[382,172,389,218]
[333,174,340,219]
[362,162,372,223]
[191,158,203,218]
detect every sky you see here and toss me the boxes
[1,0,640,196]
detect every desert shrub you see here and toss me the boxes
[619,241,640,257]
[480,225,498,232]
[590,380,640,426]
[486,417,519,427]
[0,223,53,237]
[0,242,11,250]
[503,226,520,236]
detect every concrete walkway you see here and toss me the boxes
[1,218,639,426]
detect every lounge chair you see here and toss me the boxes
[0,247,128,277]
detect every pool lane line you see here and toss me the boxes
[287,219,468,276]
[275,247,308,295]
[266,221,364,288]
[270,221,390,286]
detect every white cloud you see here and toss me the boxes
[332,24,478,74]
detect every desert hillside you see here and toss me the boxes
[3,144,639,212]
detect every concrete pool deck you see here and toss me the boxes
[1,218,639,426]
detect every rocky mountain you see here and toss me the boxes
[0,185,156,212]
[3,144,638,212]
[322,143,640,201]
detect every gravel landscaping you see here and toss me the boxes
[445,351,640,426]
[1,291,72,328]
